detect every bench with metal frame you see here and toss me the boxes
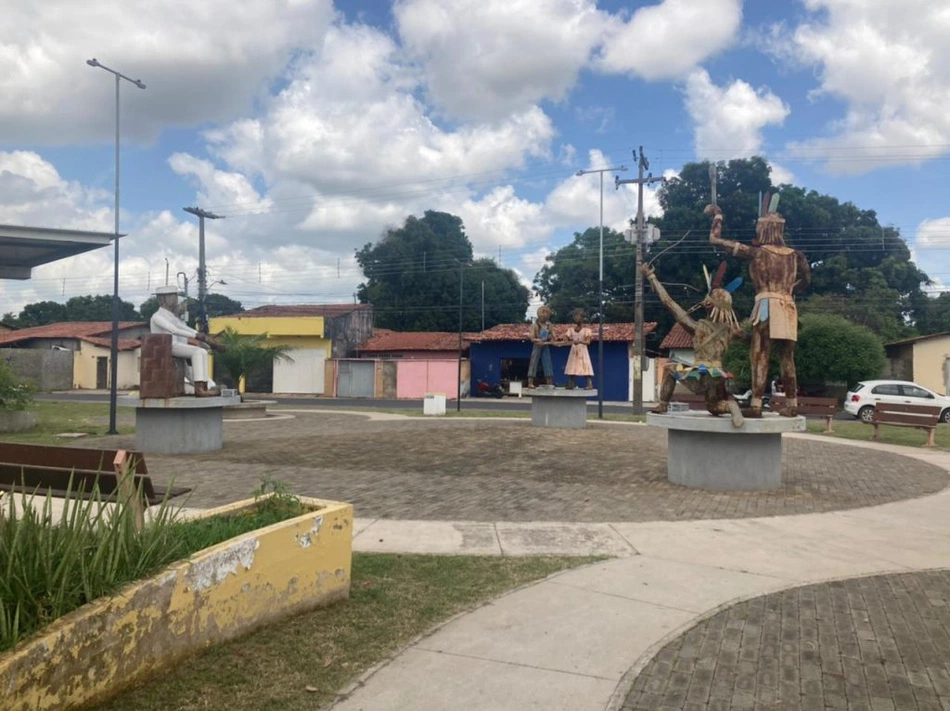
[864,402,941,448]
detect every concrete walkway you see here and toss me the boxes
[333,434,950,711]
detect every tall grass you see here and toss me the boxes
[0,477,305,652]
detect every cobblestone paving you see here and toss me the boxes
[85,410,948,521]
[623,570,950,711]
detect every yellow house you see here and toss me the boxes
[209,304,373,395]
[0,321,147,390]
[885,332,950,395]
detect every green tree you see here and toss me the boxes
[648,157,929,344]
[139,293,243,327]
[12,300,68,327]
[64,294,139,322]
[0,359,33,410]
[534,227,635,322]
[213,328,292,399]
[356,210,529,330]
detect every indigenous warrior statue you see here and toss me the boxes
[527,305,555,388]
[642,262,745,428]
[706,193,811,416]
[150,285,225,397]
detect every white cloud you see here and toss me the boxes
[779,0,950,173]
[916,217,950,249]
[395,0,743,121]
[595,0,742,80]
[683,69,789,160]
[0,0,335,144]
[395,0,606,121]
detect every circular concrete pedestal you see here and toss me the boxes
[647,411,806,491]
[121,395,241,454]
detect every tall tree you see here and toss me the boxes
[356,211,529,330]
[63,294,139,322]
[140,293,243,326]
[647,157,928,343]
[534,227,636,322]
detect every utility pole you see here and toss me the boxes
[182,207,224,334]
[616,146,664,414]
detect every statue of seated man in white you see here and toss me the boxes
[150,285,224,397]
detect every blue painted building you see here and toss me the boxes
[469,322,657,403]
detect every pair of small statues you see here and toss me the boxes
[527,307,594,390]
[645,198,811,428]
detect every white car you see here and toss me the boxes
[844,380,950,423]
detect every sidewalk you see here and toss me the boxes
[333,436,950,710]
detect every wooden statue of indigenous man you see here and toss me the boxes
[705,194,811,417]
[642,262,745,428]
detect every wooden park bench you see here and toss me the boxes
[0,443,190,506]
[771,395,839,432]
[864,402,941,448]
[671,392,708,410]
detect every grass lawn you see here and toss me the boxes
[806,418,950,449]
[0,401,134,445]
[101,553,596,711]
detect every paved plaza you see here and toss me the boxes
[92,408,946,520]
[82,406,950,710]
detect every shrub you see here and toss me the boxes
[0,360,33,411]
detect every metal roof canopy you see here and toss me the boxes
[0,224,119,280]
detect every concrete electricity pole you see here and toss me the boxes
[182,207,224,334]
[616,147,664,414]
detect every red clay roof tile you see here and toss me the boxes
[659,322,694,349]
[0,321,144,346]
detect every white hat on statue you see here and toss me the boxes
[155,285,178,296]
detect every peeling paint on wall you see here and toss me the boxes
[185,538,260,592]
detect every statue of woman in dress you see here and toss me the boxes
[564,308,594,390]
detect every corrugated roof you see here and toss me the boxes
[0,321,144,346]
[223,304,371,319]
[469,322,656,342]
[359,329,468,352]
[659,322,694,349]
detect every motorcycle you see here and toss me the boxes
[475,379,506,398]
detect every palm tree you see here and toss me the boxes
[213,327,293,400]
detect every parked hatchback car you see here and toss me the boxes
[844,380,950,423]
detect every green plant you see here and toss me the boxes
[0,479,305,651]
[0,360,34,411]
[252,475,304,519]
[213,327,293,398]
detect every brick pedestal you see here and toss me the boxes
[139,334,185,399]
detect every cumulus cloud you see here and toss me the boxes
[0,0,335,144]
[396,0,743,121]
[777,0,950,173]
[595,0,742,80]
[916,218,950,249]
[683,69,789,160]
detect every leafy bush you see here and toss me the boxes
[0,360,33,411]
[796,313,886,387]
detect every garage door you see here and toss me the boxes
[337,360,375,398]
[272,348,326,394]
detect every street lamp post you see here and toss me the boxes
[86,58,145,434]
[575,165,627,418]
[456,259,471,412]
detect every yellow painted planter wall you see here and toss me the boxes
[0,496,353,711]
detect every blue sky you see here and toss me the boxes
[2,0,949,314]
